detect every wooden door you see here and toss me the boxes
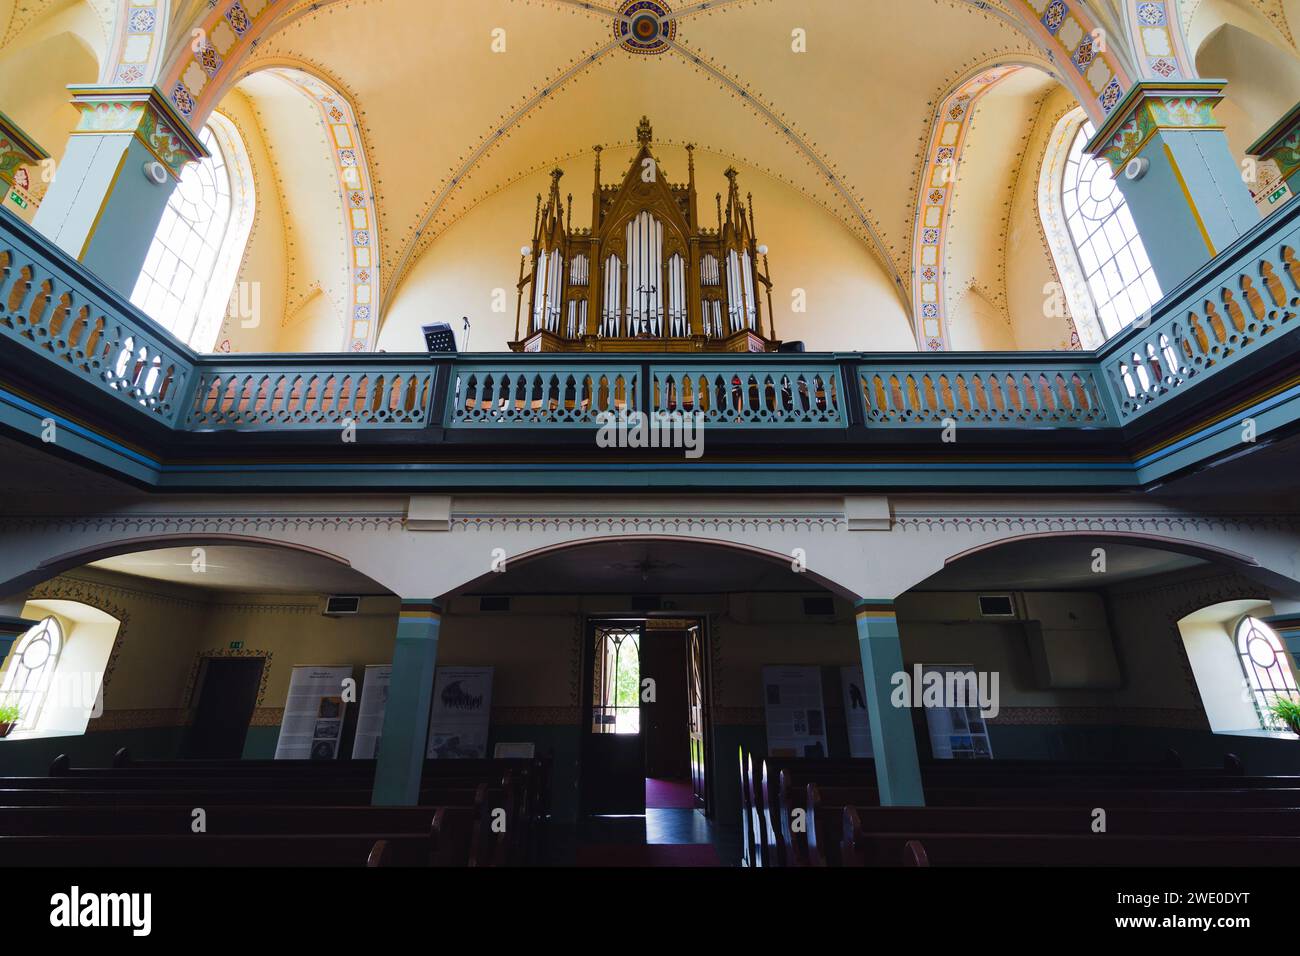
[641,630,690,780]
[688,624,709,812]
[185,658,263,758]
[580,621,647,815]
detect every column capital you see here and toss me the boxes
[0,110,48,217]
[1248,101,1300,173]
[1085,79,1228,175]
[1247,100,1300,213]
[0,110,49,169]
[66,84,208,180]
[398,599,442,621]
[854,599,897,620]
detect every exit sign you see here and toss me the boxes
[229,641,244,650]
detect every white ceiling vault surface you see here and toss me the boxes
[245,0,1037,315]
[90,546,390,595]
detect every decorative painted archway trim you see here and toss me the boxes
[160,0,296,127]
[1007,0,1135,121]
[1124,0,1197,79]
[911,65,1023,351]
[255,66,382,352]
[102,0,169,85]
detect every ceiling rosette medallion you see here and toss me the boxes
[615,0,676,56]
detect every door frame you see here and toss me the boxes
[186,654,268,757]
[578,613,714,818]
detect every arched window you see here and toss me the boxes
[1235,616,1299,728]
[1059,119,1162,340]
[131,116,254,352]
[1041,110,1163,347]
[0,616,63,730]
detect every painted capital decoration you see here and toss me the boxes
[68,86,208,180]
[1086,81,1226,175]
[1249,102,1300,182]
[0,110,49,216]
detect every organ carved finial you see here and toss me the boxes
[637,116,654,147]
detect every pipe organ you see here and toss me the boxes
[512,117,777,353]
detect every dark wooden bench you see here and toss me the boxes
[831,800,1300,866]
[0,832,438,867]
[848,827,1300,867]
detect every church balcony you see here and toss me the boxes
[1,203,1299,493]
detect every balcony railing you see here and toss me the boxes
[2,196,1300,446]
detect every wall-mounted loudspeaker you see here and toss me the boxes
[142,161,169,186]
[1123,157,1150,182]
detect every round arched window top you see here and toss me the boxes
[1235,615,1299,729]
[1,616,64,729]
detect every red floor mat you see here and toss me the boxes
[645,778,696,808]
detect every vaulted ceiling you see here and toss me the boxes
[6,0,1300,352]
[241,0,1045,315]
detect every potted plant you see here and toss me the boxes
[0,703,19,738]
[1267,697,1300,735]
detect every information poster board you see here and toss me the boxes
[920,664,993,760]
[274,665,353,760]
[426,666,494,759]
[761,665,828,757]
[350,664,392,759]
[839,665,874,758]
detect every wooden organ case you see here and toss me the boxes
[511,118,778,353]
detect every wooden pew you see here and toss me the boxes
[852,829,1300,867]
[738,748,756,867]
[0,833,430,867]
[0,762,539,865]
[74,751,553,861]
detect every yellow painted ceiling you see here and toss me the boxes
[242,0,1042,313]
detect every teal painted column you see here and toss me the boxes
[1247,101,1300,217]
[371,600,441,806]
[31,86,205,299]
[854,601,924,807]
[1086,81,1259,293]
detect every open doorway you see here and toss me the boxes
[185,657,265,758]
[580,616,710,819]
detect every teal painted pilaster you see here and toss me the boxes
[854,601,924,807]
[1086,81,1259,292]
[371,600,441,806]
[32,86,205,300]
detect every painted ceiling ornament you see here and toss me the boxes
[615,0,676,56]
